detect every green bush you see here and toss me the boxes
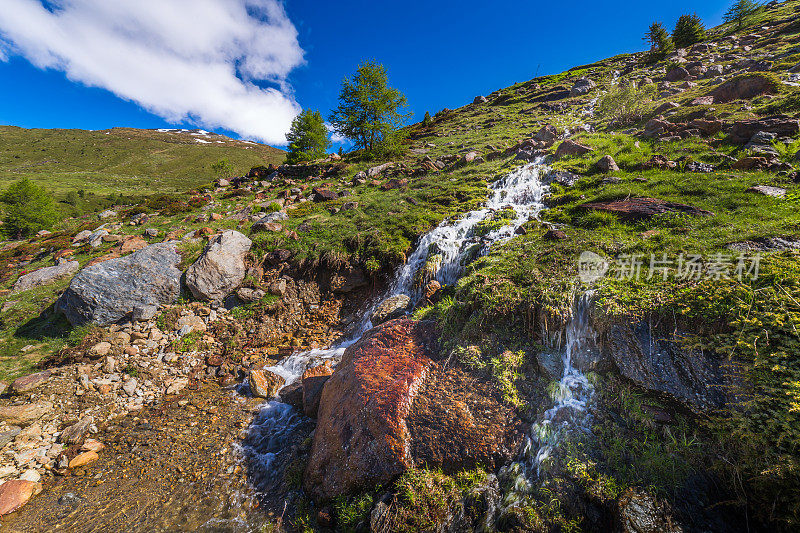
[0,179,60,238]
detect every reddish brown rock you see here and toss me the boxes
[0,480,41,516]
[732,157,770,170]
[380,178,408,190]
[555,139,593,159]
[581,197,713,220]
[304,319,439,500]
[406,365,524,473]
[728,116,800,144]
[302,361,333,418]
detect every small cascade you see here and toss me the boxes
[502,291,598,507]
[237,157,551,501]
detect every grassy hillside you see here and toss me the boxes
[0,125,285,196]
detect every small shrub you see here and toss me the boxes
[0,179,60,238]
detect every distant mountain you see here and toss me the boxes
[0,125,285,195]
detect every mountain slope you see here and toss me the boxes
[0,125,285,195]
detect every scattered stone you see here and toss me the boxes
[554,140,593,159]
[665,67,689,82]
[132,304,158,322]
[596,155,619,173]
[747,185,786,198]
[0,480,41,516]
[185,230,252,302]
[543,229,568,241]
[10,370,52,393]
[68,451,99,469]
[0,402,52,427]
[12,260,79,294]
[122,378,138,397]
[235,287,266,303]
[278,382,304,411]
[570,78,595,96]
[57,242,182,326]
[710,74,780,103]
[59,415,94,445]
[248,369,285,398]
[90,342,112,357]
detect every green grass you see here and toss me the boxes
[0,125,285,196]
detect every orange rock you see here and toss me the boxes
[81,439,105,452]
[68,450,99,469]
[85,252,121,267]
[118,235,148,254]
[0,480,41,515]
[248,369,285,398]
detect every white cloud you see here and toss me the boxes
[0,0,304,145]
[325,122,348,144]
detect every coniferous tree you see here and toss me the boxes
[724,0,761,30]
[672,14,707,48]
[644,22,674,62]
[285,109,331,164]
[329,61,410,153]
[422,111,433,126]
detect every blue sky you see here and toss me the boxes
[0,0,734,149]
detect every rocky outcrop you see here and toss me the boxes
[302,361,333,418]
[304,319,439,500]
[727,116,800,144]
[249,369,285,398]
[57,243,181,326]
[570,78,595,96]
[581,197,713,221]
[185,230,252,301]
[12,259,79,293]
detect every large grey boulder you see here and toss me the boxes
[184,230,252,301]
[12,259,79,293]
[57,242,181,326]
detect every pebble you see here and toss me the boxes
[122,378,138,397]
[68,451,99,469]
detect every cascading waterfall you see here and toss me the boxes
[237,157,551,499]
[502,291,598,508]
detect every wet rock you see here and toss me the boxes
[545,170,582,187]
[0,480,41,516]
[537,351,564,380]
[12,259,79,293]
[581,197,713,221]
[57,242,182,326]
[249,369,285,399]
[596,155,619,172]
[424,280,441,300]
[371,295,410,325]
[59,415,94,445]
[278,382,304,411]
[10,370,52,393]
[302,361,333,418]
[555,140,593,159]
[617,490,683,533]
[0,402,52,426]
[185,230,252,302]
[304,319,439,499]
[68,451,99,469]
[709,74,780,103]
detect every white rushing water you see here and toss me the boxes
[502,291,597,507]
[238,157,553,498]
